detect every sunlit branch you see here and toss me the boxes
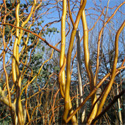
[0,23,60,52]
[94,20,125,124]
[66,66,125,123]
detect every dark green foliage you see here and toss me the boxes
[46,27,59,35]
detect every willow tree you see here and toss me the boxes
[0,0,125,125]
[59,0,125,124]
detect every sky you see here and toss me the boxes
[41,0,125,42]
[0,0,124,78]
[40,0,125,78]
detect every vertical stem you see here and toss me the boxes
[60,0,66,98]
[60,1,77,124]
[117,84,123,125]
[12,1,24,124]
[76,30,85,123]
[76,85,79,120]
[64,1,86,123]
[81,9,98,124]
[76,30,83,103]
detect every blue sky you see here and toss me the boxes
[40,0,125,43]
[0,0,124,77]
